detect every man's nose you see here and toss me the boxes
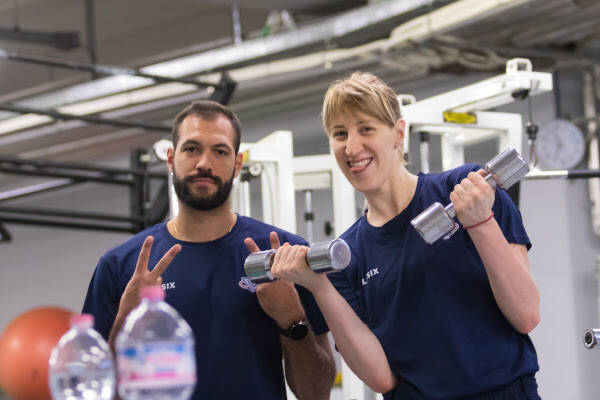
[194,151,211,170]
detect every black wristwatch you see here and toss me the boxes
[280,320,310,341]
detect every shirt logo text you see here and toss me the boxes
[361,268,379,286]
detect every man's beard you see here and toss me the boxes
[173,167,234,211]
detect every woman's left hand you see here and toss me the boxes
[450,170,495,228]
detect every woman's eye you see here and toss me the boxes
[332,131,347,138]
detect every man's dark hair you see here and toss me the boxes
[171,100,242,153]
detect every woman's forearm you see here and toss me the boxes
[311,276,397,394]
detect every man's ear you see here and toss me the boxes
[167,147,174,173]
[233,151,244,178]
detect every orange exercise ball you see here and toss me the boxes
[0,306,73,400]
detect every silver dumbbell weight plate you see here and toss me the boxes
[244,249,277,284]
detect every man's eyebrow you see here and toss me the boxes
[213,143,233,151]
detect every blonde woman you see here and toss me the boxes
[267,72,541,399]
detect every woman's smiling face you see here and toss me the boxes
[329,111,404,195]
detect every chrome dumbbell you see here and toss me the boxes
[411,147,529,244]
[584,329,600,349]
[244,238,351,284]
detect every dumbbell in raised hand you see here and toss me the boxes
[244,238,351,284]
[411,147,529,244]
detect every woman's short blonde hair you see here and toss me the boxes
[322,72,402,135]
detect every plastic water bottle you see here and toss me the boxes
[115,285,196,400]
[48,313,116,400]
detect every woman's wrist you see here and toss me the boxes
[463,211,495,230]
[306,273,331,294]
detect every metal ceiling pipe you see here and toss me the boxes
[0,103,171,133]
[84,0,98,69]
[0,48,222,88]
[0,155,167,180]
[0,27,80,50]
[0,0,436,119]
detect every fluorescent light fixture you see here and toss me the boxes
[0,0,539,138]
[0,113,53,135]
[0,81,208,135]
[58,82,200,116]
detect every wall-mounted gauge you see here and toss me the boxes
[536,119,586,170]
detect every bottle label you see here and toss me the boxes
[118,341,196,389]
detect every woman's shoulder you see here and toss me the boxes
[339,215,364,243]
[422,163,482,190]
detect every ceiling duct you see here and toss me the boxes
[0,0,436,117]
[0,27,80,50]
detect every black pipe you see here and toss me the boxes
[0,223,11,242]
[0,156,167,179]
[0,215,136,233]
[0,165,134,185]
[0,179,77,202]
[525,169,600,180]
[568,169,600,179]
[0,103,171,132]
[0,48,221,89]
[0,28,80,50]
[130,149,147,231]
[84,0,98,78]
[0,206,144,224]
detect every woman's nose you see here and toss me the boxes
[345,133,363,156]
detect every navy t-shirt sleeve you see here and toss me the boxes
[81,255,122,340]
[492,188,531,250]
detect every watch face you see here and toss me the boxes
[536,119,586,170]
[290,323,309,341]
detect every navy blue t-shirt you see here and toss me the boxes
[329,164,539,400]
[82,215,328,400]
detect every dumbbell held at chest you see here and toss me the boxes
[244,238,351,284]
[411,147,529,244]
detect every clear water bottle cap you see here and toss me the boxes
[70,313,94,327]
[140,285,165,301]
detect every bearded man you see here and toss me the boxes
[82,100,335,400]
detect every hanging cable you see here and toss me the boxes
[525,95,539,168]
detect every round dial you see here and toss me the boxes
[536,118,586,170]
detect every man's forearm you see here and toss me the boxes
[283,332,335,400]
